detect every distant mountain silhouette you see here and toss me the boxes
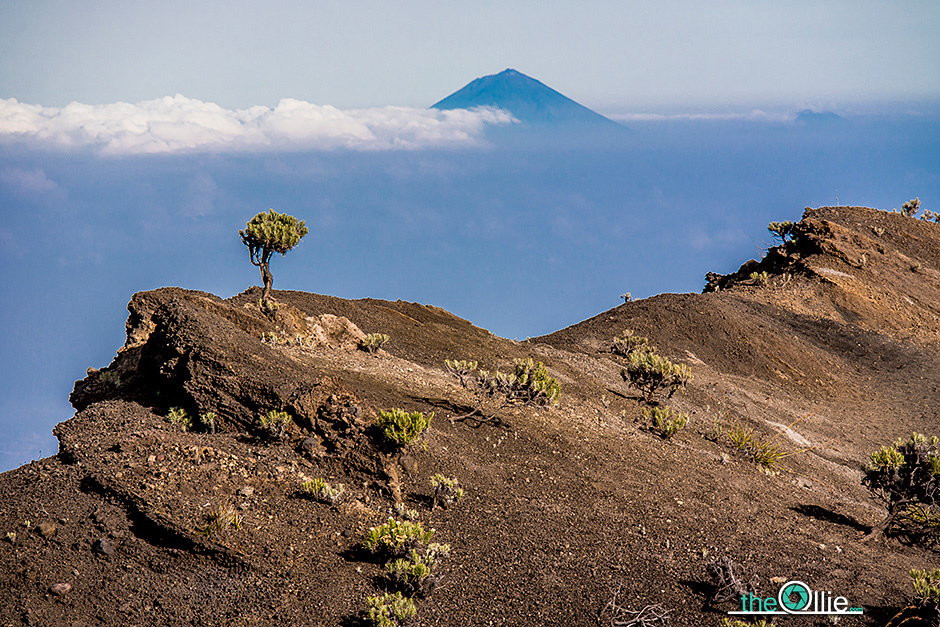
[432,68,622,129]
[795,109,845,125]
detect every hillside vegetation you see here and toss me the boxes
[1,206,938,626]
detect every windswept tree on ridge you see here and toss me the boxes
[239,209,308,305]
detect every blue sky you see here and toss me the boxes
[1,1,938,111]
[0,1,938,470]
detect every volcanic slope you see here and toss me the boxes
[432,68,622,129]
[0,206,938,626]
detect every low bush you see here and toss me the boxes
[167,407,192,432]
[644,406,688,438]
[430,474,465,508]
[197,411,217,433]
[749,271,770,286]
[886,569,940,627]
[620,351,692,403]
[201,504,241,537]
[899,197,921,218]
[301,478,344,505]
[360,333,391,353]
[375,409,432,447]
[710,419,811,473]
[391,502,420,521]
[363,518,437,559]
[611,329,653,357]
[258,298,280,316]
[864,433,940,546]
[912,568,940,605]
[726,425,789,472]
[505,358,561,406]
[98,370,121,386]
[361,592,416,627]
[767,220,796,243]
[384,545,450,597]
[257,409,292,441]
[444,357,561,422]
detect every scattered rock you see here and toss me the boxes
[93,538,114,556]
[300,436,327,459]
[399,454,419,475]
[237,486,255,498]
[50,583,72,596]
[37,521,57,538]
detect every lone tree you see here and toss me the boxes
[239,209,308,304]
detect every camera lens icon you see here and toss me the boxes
[779,581,811,612]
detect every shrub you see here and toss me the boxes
[360,333,390,353]
[886,569,940,627]
[443,359,478,386]
[863,433,940,546]
[301,478,344,505]
[258,298,279,316]
[912,568,940,605]
[922,209,939,223]
[726,425,788,471]
[444,357,561,421]
[899,197,921,218]
[239,209,308,305]
[714,419,811,473]
[767,220,796,245]
[257,409,292,441]
[98,370,121,386]
[430,474,465,508]
[375,409,432,447]
[708,556,759,608]
[384,545,450,597]
[620,350,692,403]
[391,502,420,521]
[201,504,241,537]
[197,411,217,433]
[749,271,770,286]
[363,518,437,559]
[644,406,688,438]
[362,592,417,627]
[504,358,561,405]
[167,407,192,432]
[611,329,653,357]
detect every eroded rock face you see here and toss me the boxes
[69,289,367,440]
[305,314,367,349]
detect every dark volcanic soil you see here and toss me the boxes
[1,206,938,626]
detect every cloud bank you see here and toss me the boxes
[0,95,514,155]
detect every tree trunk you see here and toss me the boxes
[260,262,273,303]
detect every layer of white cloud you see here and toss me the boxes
[0,95,514,155]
